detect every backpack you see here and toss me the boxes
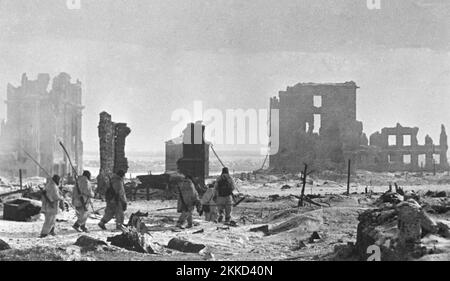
[105,177,117,201]
[217,176,233,197]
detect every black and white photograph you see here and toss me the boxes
[0,0,449,269]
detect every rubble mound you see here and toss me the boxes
[353,199,450,261]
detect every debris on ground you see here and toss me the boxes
[0,239,11,251]
[107,227,159,254]
[74,235,108,252]
[3,198,41,221]
[167,238,206,253]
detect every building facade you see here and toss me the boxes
[0,73,83,178]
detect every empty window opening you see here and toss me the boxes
[388,154,395,164]
[388,135,397,146]
[313,114,321,134]
[313,95,322,108]
[403,154,411,164]
[403,135,411,146]
[434,154,440,164]
[418,154,426,168]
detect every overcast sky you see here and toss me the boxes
[0,0,449,153]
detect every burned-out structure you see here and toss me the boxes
[96,111,131,194]
[165,121,209,181]
[269,81,449,173]
[0,73,84,177]
[269,82,366,171]
[357,123,449,172]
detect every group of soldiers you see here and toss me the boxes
[38,166,237,237]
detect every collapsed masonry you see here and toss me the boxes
[165,121,209,182]
[0,73,83,177]
[269,82,449,173]
[96,111,131,194]
[358,123,449,172]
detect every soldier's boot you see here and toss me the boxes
[80,225,89,233]
[72,223,82,232]
[98,221,107,230]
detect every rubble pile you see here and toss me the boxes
[107,228,159,254]
[351,195,450,261]
[74,235,108,252]
[3,198,41,221]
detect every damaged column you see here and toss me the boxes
[97,112,131,196]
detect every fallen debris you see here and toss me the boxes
[74,235,108,252]
[376,191,404,205]
[3,198,41,221]
[0,239,11,251]
[249,225,269,235]
[308,231,321,243]
[107,228,157,254]
[425,190,447,198]
[167,238,206,253]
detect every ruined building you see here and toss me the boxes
[97,111,131,193]
[165,121,209,181]
[0,73,83,177]
[269,82,449,173]
[269,82,366,171]
[357,123,449,172]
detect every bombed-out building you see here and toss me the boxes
[269,81,449,173]
[0,73,84,177]
[357,123,449,172]
[165,121,209,181]
[269,82,366,171]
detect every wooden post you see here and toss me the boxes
[346,159,351,195]
[298,164,308,207]
[19,169,23,190]
[146,185,150,201]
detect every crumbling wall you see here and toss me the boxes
[97,112,131,194]
[114,123,131,173]
[269,82,364,172]
[359,123,449,172]
[166,121,209,183]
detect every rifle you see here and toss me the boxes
[59,141,92,212]
[22,149,57,206]
[22,149,52,178]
